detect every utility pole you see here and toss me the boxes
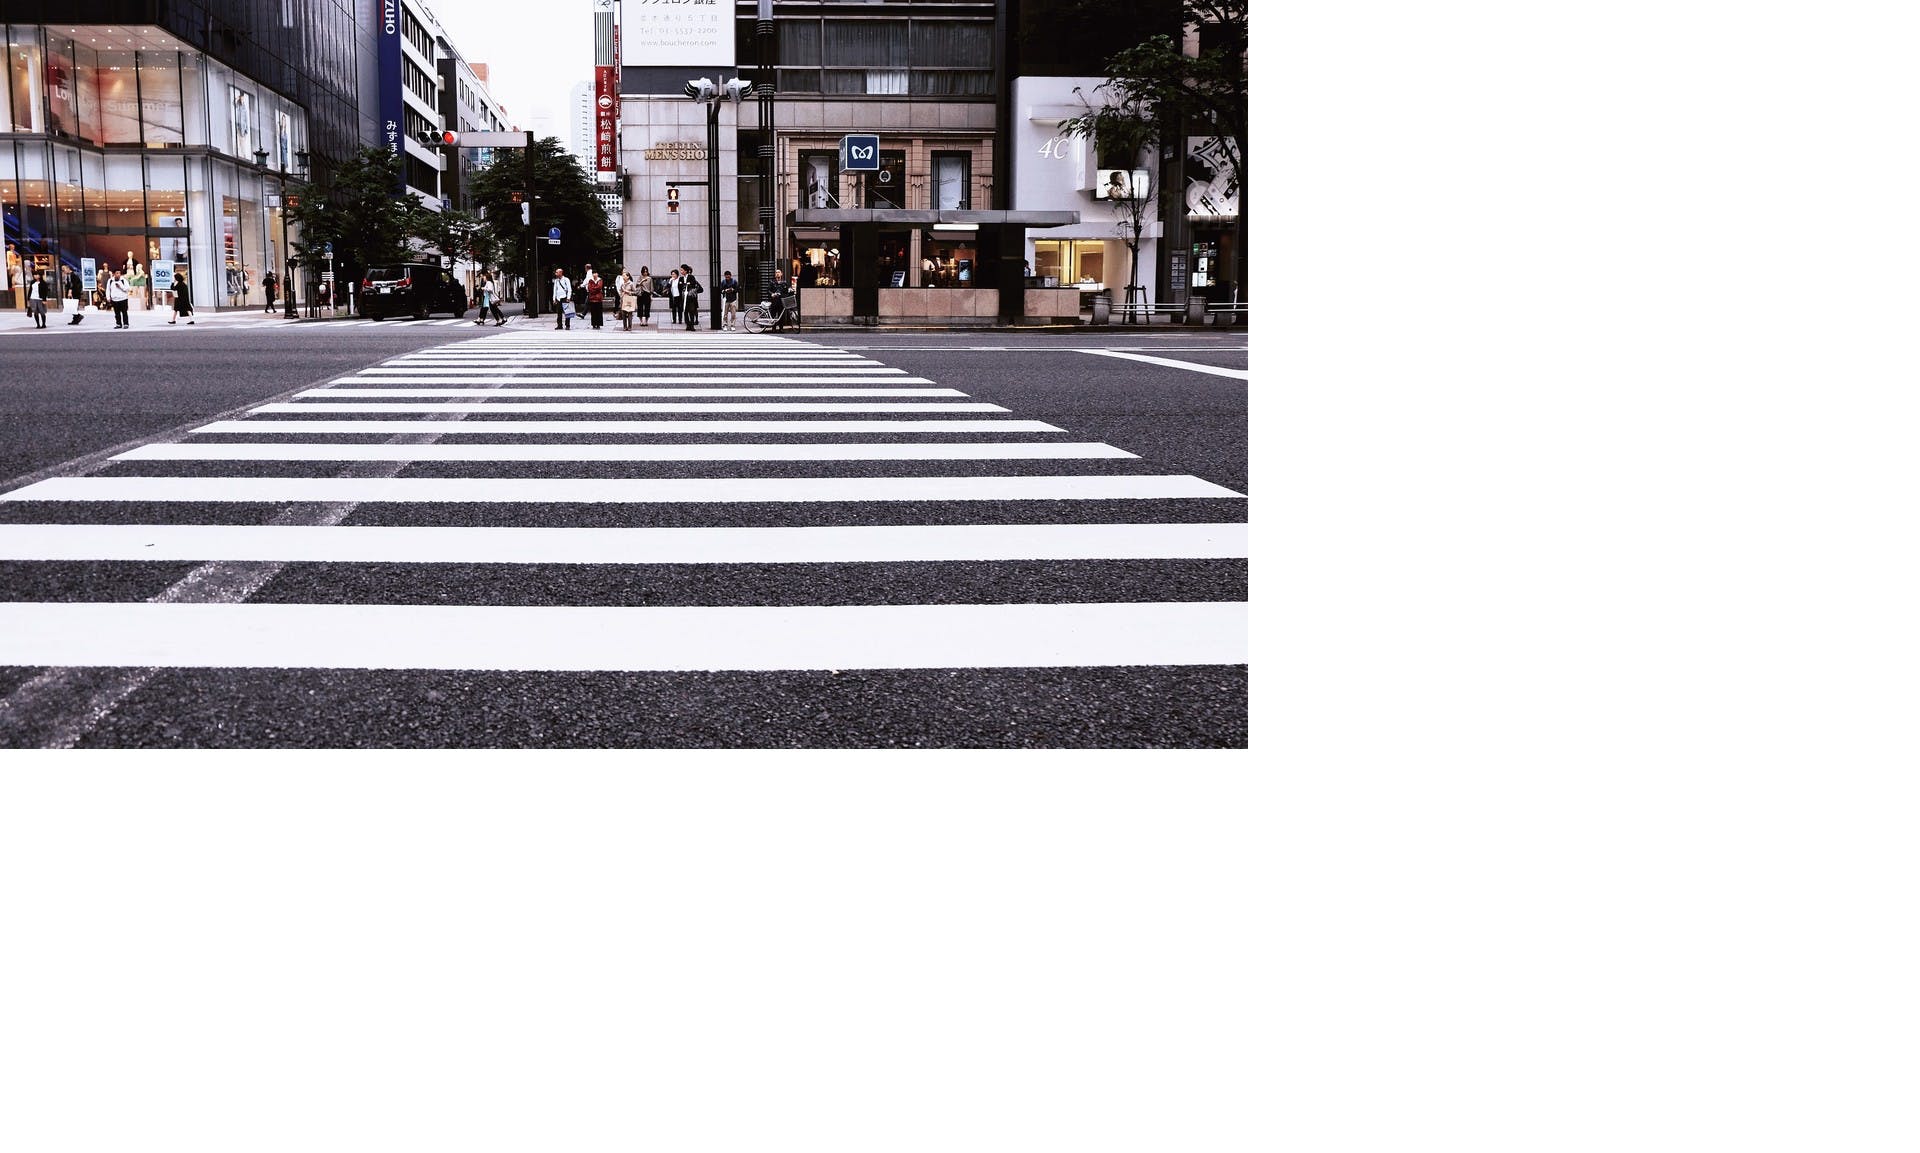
[756,0,775,302]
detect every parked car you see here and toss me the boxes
[357,263,467,320]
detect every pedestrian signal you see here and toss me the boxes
[667,187,680,214]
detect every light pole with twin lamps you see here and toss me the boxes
[685,76,751,331]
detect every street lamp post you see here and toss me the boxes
[285,150,308,319]
[686,77,752,331]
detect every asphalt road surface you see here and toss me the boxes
[0,314,1249,748]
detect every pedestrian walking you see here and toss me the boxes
[262,269,279,313]
[169,271,194,323]
[680,264,702,330]
[583,265,605,329]
[475,273,492,325]
[488,271,507,325]
[106,269,132,329]
[720,270,739,330]
[616,269,637,331]
[25,273,49,328]
[637,266,653,326]
[551,266,572,330]
[66,267,85,325]
[668,268,683,325]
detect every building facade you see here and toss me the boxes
[1,8,348,312]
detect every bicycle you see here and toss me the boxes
[739,292,799,334]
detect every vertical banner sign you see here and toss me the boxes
[593,0,619,184]
[379,0,404,190]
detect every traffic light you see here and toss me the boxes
[438,130,458,147]
[416,129,459,149]
[666,186,680,215]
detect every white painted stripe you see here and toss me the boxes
[114,442,1137,462]
[5,473,1240,504]
[328,377,939,385]
[194,419,1060,434]
[303,387,966,397]
[0,601,1248,671]
[0,523,1249,564]
[257,401,1006,413]
[436,318,471,325]
[1078,348,1251,379]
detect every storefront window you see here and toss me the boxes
[96,50,140,143]
[7,28,45,133]
[931,152,969,210]
[1032,239,1107,291]
[866,150,906,209]
[876,229,910,288]
[920,229,976,288]
[799,150,837,209]
[45,36,76,138]
[182,54,209,148]
[72,42,102,145]
[148,153,188,304]
[138,50,184,146]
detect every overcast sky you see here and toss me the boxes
[429,0,601,141]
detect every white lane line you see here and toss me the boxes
[257,401,1006,413]
[0,523,1249,564]
[5,474,1241,504]
[194,418,1056,435]
[114,442,1137,462]
[435,319,472,325]
[302,387,967,397]
[1077,348,1250,379]
[327,377,939,385]
[194,419,1058,435]
[0,601,1248,671]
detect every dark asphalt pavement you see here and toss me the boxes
[0,320,1248,748]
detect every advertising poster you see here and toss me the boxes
[1184,136,1240,218]
[595,66,619,180]
[152,262,174,292]
[621,0,733,66]
[81,258,97,293]
[230,87,253,158]
[379,0,404,177]
[276,110,293,171]
[1095,169,1150,201]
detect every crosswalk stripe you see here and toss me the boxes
[326,376,941,385]
[113,442,1138,462]
[256,401,1008,413]
[192,419,1060,434]
[4,474,1240,504]
[0,523,1249,564]
[301,387,969,397]
[0,601,1248,671]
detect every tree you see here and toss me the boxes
[283,146,436,291]
[1099,0,1247,201]
[466,137,620,287]
[1059,88,1161,323]
[1073,0,1248,303]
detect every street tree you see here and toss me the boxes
[466,138,620,287]
[1059,88,1160,323]
[284,146,436,292]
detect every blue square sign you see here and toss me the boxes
[840,134,880,172]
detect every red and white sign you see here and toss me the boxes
[594,65,618,179]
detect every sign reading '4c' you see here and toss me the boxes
[840,134,880,172]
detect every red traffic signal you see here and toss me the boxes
[439,130,458,147]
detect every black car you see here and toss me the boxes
[357,263,468,320]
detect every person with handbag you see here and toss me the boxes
[616,270,638,331]
[550,267,572,330]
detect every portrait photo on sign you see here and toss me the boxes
[230,88,253,157]
[1096,169,1150,200]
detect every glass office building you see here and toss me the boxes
[0,5,359,313]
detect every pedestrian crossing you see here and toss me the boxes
[0,333,1247,693]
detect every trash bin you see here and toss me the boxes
[1186,297,1207,325]
[1091,294,1111,325]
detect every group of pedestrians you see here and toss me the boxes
[548,263,741,332]
[20,264,193,329]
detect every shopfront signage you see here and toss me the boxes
[152,263,174,291]
[378,0,404,188]
[840,134,880,172]
[623,0,732,67]
[1184,136,1240,219]
[81,258,97,293]
[645,141,707,161]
